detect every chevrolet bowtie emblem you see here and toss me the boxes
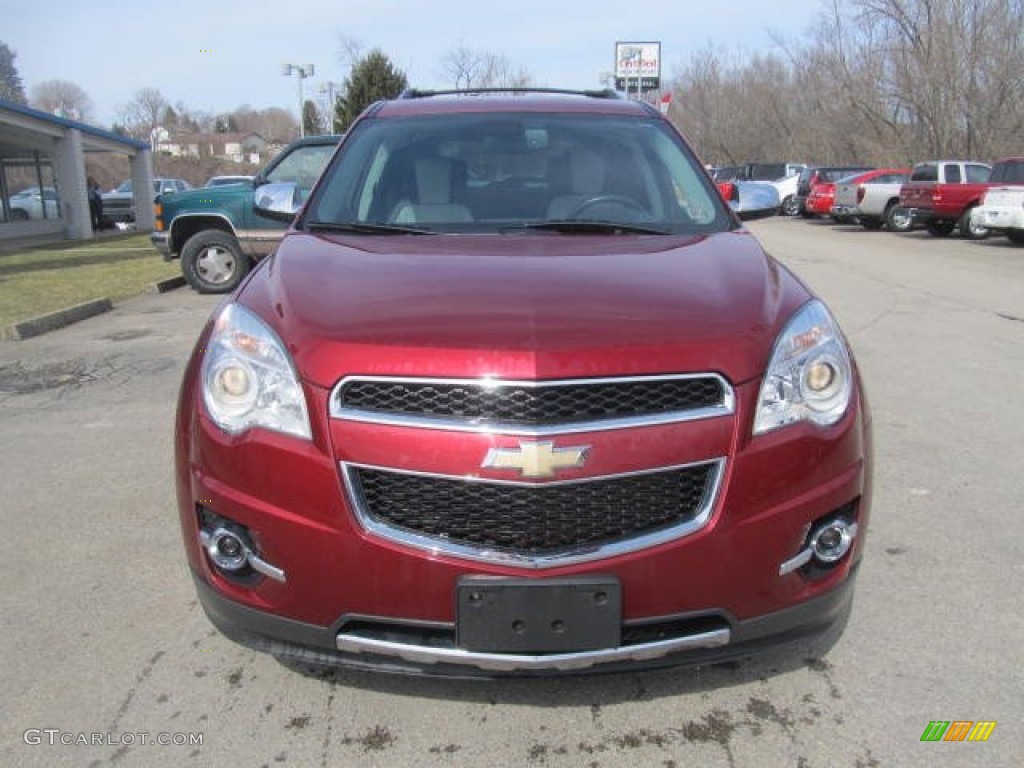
[482,441,590,478]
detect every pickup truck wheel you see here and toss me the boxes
[1007,230,1024,245]
[958,207,990,240]
[181,230,251,294]
[925,219,956,237]
[886,205,913,233]
[781,195,800,217]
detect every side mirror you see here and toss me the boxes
[254,182,302,222]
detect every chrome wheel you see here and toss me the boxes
[196,245,236,285]
[181,230,251,294]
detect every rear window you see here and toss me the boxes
[911,164,938,182]
[306,111,731,235]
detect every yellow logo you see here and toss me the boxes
[482,441,589,478]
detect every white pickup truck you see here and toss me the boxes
[832,169,910,231]
[971,158,1024,244]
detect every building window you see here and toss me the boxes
[1,152,61,223]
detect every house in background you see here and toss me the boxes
[155,131,270,165]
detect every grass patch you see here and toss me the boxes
[0,234,181,328]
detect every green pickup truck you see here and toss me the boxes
[150,134,341,293]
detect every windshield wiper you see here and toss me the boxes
[303,220,437,235]
[518,220,670,235]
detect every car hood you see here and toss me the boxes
[238,230,811,388]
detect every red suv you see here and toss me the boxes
[176,88,872,676]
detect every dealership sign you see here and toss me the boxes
[615,42,661,91]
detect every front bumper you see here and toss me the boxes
[975,205,1024,233]
[150,231,172,258]
[103,204,135,223]
[193,563,858,676]
[177,357,871,675]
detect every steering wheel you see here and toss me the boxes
[566,195,648,218]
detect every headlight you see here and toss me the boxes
[753,300,853,435]
[201,303,311,440]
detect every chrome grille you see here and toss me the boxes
[344,460,723,567]
[332,375,733,434]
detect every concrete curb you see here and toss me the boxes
[146,275,187,293]
[4,297,113,341]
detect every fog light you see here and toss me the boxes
[810,518,857,563]
[207,527,249,572]
[198,508,287,583]
[779,509,860,575]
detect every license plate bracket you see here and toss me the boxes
[456,576,621,653]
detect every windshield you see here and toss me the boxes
[304,112,731,235]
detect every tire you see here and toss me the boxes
[886,205,913,233]
[958,207,989,240]
[180,230,251,294]
[925,219,956,237]
[781,195,800,217]
[11,208,30,221]
[860,217,884,230]
[1007,230,1024,245]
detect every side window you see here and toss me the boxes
[267,145,336,187]
[966,164,991,183]
[944,164,961,183]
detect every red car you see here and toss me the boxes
[176,88,872,676]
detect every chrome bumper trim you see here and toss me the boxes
[336,627,731,672]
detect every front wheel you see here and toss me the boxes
[1007,230,1024,245]
[958,207,989,240]
[925,219,956,237]
[180,230,251,294]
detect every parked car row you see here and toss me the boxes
[709,162,806,220]
[780,157,1024,245]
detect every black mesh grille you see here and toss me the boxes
[337,377,725,425]
[350,464,716,555]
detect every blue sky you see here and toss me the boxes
[3,0,825,128]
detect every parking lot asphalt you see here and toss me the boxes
[0,219,1021,767]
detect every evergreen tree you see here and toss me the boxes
[0,41,27,104]
[302,99,322,136]
[334,50,408,132]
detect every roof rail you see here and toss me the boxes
[397,87,622,100]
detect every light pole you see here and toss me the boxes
[282,63,315,137]
[319,81,344,134]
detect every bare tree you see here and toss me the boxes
[440,46,533,89]
[30,79,94,122]
[336,35,365,68]
[116,87,169,144]
[669,0,1024,165]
